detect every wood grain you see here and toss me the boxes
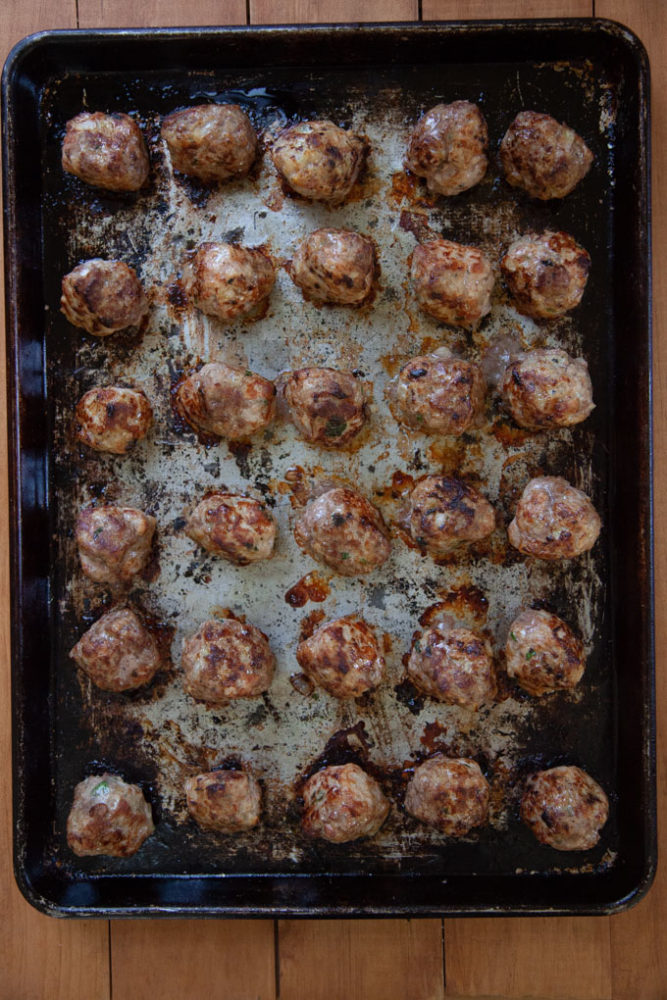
[111,921,276,1000]
[278,919,445,1000]
[77,0,247,27]
[249,0,418,23]
[422,0,591,16]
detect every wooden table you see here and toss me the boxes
[1,1,664,997]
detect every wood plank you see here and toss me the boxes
[422,0,591,16]
[111,921,277,1000]
[595,3,667,997]
[278,919,445,1000]
[249,0,418,24]
[0,0,112,992]
[77,0,247,28]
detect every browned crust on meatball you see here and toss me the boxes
[69,606,161,692]
[408,475,496,555]
[393,353,485,435]
[183,242,275,322]
[271,120,365,203]
[294,487,391,577]
[301,763,390,843]
[185,492,276,565]
[282,367,368,446]
[502,348,594,429]
[500,111,593,200]
[405,756,490,835]
[161,104,257,183]
[185,769,262,833]
[296,616,385,698]
[181,618,275,703]
[405,101,488,196]
[62,111,150,192]
[411,239,494,327]
[500,231,591,319]
[407,621,496,709]
[520,766,609,851]
[75,506,156,586]
[291,228,376,305]
[508,476,601,560]
[66,774,154,857]
[61,259,148,336]
[76,386,153,454]
[175,362,276,441]
[506,609,585,696]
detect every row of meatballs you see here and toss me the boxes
[66,758,609,859]
[70,604,587,705]
[61,102,592,204]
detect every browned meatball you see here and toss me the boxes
[161,104,257,183]
[185,492,276,564]
[181,618,275,703]
[520,766,609,851]
[294,487,391,577]
[502,348,594,429]
[271,120,365,203]
[296,616,385,698]
[501,231,591,319]
[67,774,154,857]
[407,620,496,709]
[75,506,156,586]
[500,111,593,200]
[407,475,496,556]
[76,386,153,454]
[508,476,601,560]
[506,609,585,696]
[69,607,161,692]
[405,101,488,196]
[185,769,261,833]
[183,242,275,322]
[405,756,490,835]
[291,228,376,305]
[302,763,390,843]
[282,368,367,446]
[411,239,494,327]
[62,112,149,192]
[61,259,148,336]
[176,362,275,441]
[392,351,485,435]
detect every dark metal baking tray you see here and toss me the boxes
[3,19,654,917]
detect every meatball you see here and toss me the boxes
[502,348,594,430]
[161,104,257,183]
[185,492,276,564]
[405,101,488,196]
[407,475,496,556]
[291,228,376,305]
[61,259,148,336]
[506,609,585,696]
[176,362,275,441]
[61,111,149,192]
[185,769,261,833]
[282,367,367,446]
[392,351,485,435]
[302,763,390,843]
[76,386,153,454]
[67,773,154,857]
[69,606,161,692]
[75,506,156,586]
[500,110,593,200]
[411,239,494,327]
[405,756,490,836]
[407,620,496,709]
[508,476,601,560]
[181,618,275,703]
[294,487,391,577]
[183,242,275,322]
[271,120,365,203]
[296,616,385,698]
[520,765,609,851]
[501,231,591,319]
